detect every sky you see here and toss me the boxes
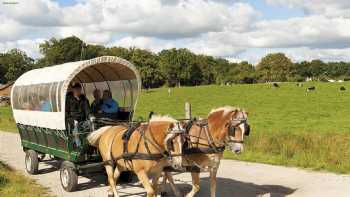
[1,0,350,64]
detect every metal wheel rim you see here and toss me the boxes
[61,169,69,188]
[25,154,31,171]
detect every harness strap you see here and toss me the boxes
[185,119,226,154]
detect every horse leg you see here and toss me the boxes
[165,172,182,197]
[186,172,200,197]
[209,168,218,197]
[136,170,155,197]
[105,165,119,197]
[151,171,162,196]
[159,172,168,196]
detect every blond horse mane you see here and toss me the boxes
[209,106,241,116]
[149,115,177,123]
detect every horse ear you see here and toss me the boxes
[168,122,175,129]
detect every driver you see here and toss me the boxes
[65,83,90,129]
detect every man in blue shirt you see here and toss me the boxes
[101,90,118,113]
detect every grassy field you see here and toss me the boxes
[1,82,350,173]
[0,161,50,197]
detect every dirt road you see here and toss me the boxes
[1,131,350,197]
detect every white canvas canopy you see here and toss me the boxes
[11,56,141,130]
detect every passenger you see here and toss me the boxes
[101,90,118,113]
[65,83,90,128]
[91,89,103,114]
[40,97,52,112]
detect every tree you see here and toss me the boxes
[256,53,294,82]
[0,49,34,83]
[159,48,202,87]
[196,55,216,85]
[101,47,130,60]
[129,48,164,88]
[39,36,84,66]
[309,60,327,80]
[212,58,232,84]
[228,61,256,84]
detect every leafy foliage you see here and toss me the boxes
[0,49,34,83]
[2,36,350,86]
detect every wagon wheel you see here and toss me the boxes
[60,161,78,192]
[25,150,39,174]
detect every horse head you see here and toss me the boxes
[149,115,185,169]
[208,106,250,154]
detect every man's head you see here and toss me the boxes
[93,89,101,100]
[71,83,83,97]
[103,90,112,100]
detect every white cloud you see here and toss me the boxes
[100,0,257,38]
[0,0,62,26]
[109,36,176,52]
[0,39,44,58]
[0,15,24,41]
[1,0,350,63]
[59,26,111,44]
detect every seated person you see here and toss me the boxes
[101,90,118,114]
[65,83,90,129]
[90,89,103,114]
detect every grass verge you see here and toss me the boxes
[0,106,17,132]
[0,161,50,197]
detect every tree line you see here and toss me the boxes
[1,36,350,88]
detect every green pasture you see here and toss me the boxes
[1,82,350,173]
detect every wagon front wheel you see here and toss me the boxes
[60,161,78,192]
[25,150,39,174]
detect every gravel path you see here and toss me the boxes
[1,131,350,197]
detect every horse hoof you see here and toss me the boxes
[160,192,167,197]
[107,192,114,197]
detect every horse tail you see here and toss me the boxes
[87,126,112,147]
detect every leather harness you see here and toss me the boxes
[182,119,226,155]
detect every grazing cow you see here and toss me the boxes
[340,86,346,91]
[307,86,316,92]
[273,83,280,88]
[296,83,303,87]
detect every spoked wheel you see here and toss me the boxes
[60,161,78,192]
[25,150,39,174]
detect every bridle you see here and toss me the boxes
[227,117,250,144]
[164,122,186,154]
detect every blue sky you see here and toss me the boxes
[1,0,350,63]
[247,0,305,19]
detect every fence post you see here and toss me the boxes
[185,102,192,119]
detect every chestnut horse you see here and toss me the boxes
[164,106,250,197]
[87,116,184,197]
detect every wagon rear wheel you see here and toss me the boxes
[25,150,39,174]
[60,161,78,192]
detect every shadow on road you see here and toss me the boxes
[35,159,296,197]
[197,177,296,197]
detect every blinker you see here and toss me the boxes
[245,124,250,136]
